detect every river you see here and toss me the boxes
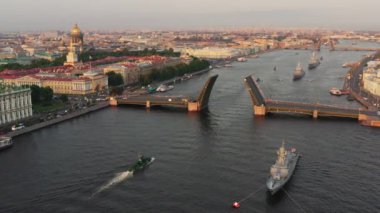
[1,47,379,213]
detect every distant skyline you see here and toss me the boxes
[1,0,379,32]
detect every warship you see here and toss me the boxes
[266,142,300,195]
[308,52,320,70]
[293,62,305,80]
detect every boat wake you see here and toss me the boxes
[90,171,133,198]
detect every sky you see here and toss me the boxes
[0,0,379,32]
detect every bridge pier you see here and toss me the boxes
[254,105,266,116]
[313,110,318,119]
[359,114,380,127]
[187,101,200,112]
[109,97,118,106]
[358,114,367,121]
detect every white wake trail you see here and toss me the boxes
[91,171,133,197]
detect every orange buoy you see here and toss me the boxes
[232,202,240,208]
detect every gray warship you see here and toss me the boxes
[308,51,320,70]
[266,142,300,195]
[293,62,305,80]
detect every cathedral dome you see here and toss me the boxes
[71,24,82,36]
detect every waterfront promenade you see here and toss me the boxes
[6,102,109,138]
[343,52,380,110]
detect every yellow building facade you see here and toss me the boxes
[2,74,107,95]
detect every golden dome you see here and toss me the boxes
[71,24,82,35]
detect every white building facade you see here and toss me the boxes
[363,61,380,97]
[181,47,242,59]
[0,86,33,125]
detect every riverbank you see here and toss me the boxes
[343,53,379,110]
[162,67,212,86]
[6,102,109,138]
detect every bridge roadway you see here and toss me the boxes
[333,46,380,52]
[244,75,380,126]
[111,75,219,112]
[116,95,190,108]
[265,99,361,118]
[283,46,380,52]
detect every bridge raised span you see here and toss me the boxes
[110,75,218,112]
[244,75,380,127]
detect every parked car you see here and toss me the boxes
[12,123,25,131]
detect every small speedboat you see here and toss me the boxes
[330,88,342,96]
[128,155,155,172]
[0,136,13,151]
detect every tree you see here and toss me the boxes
[106,71,124,86]
[138,58,210,86]
[40,87,53,103]
[30,85,41,104]
[60,94,68,103]
[30,85,53,104]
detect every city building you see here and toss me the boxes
[363,61,380,96]
[65,24,84,66]
[0,84,33,125]
[70,24,84,53]
[0,69,108,95]
[181,47,241,59]
[103,64,140,85]
[34,52,62,61]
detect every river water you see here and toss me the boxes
[1,48,379,213]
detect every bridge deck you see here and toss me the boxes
[333,46,380,51]
[117,95,190,108]
[244,74,378,120]
[265,99,360,118]
[244,75,265,106]
[114,75,219,111]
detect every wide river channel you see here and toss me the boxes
[1,46,379,212]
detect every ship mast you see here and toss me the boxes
[277,141,286,166]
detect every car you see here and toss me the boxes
[12,123,25,131]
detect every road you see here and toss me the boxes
[345,54,380,110]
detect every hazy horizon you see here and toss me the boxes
[1,0,379,32]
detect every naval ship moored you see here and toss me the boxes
[266,142,300,195]
[293,62,305,80]
[308,52,320,70]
